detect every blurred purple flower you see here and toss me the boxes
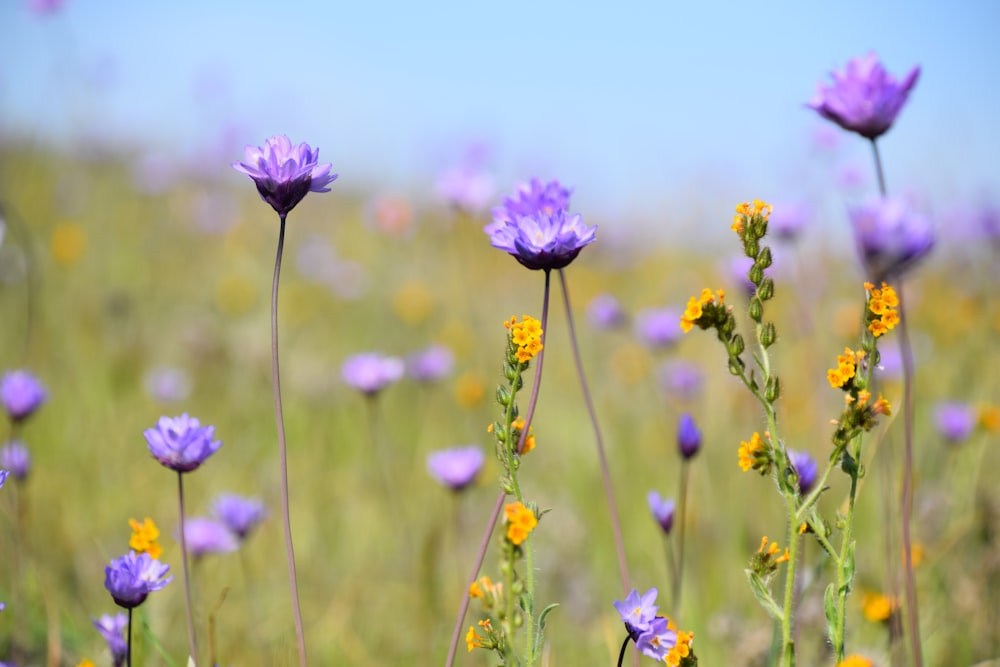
[876,345,904,380]
[934,402,977,444]
[486,208,596,271]
[587,293,627,329]
[636,616,677,662]
[341,353,404,395]
[0,470,8,490]
[406,344,455,382]
[849,196,934,281]
[656,359,704,400]
[143,414,222,473]
[212,493,267,540]
[677,413,701,460]
[132,153,176,196]
[232,135,338,217]
[93,613,128,667]
[437,167,495,213]
[613,587,659,640]
[491,178,573,223]
[0,441,30,480]
[647,491,675,535]
[427,445,485,491]
[788,449,818,495]
[143,366,192,403]
[1,369,47,422]
[104,551,172,609]
[769,202,811,242]
[723,255,757,296]
[808,52,920,140]
[179,518,239,557]
[26,0,64,15]
[634,308,682,349]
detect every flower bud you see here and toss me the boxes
[765,375,781,403]
[496,385,512,407]
[757,246,773,269]
[760,321,777,348]
[729,333,746,356]
[677,413,702,460]
[745,238,760,258]
[757,277,775,301]
[749,263,764,286]
[748,297,764,323]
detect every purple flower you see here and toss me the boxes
[587,293,627,329]
[491,178,573,223]
[677,413,701,460]
[634,308,682,349]
[647,491,675,535]
[427,445,485,491]
[656,359,704,400]
[723,255,757,296]
[788,449,818,495]
[437,167,495,213]
[0,441,30,480]
[93,613,128,667]
[104,551,172,609]
[232,135,338,217]
[769,202,811,242]
[807,52,920,140]
[341,353,404,395]
[143,414,222,473]
[849,196,934,281]
[143,366,192,403]
[1,370,47,422]
[486,208,597,271]
[179,518,239,557]
[0,470,8,490]
[27,0,65,15]
[212,493,267,540]
[635,616,678,661]
[613,587,659,640]
[405,344,455,383]
[934,401,977,444]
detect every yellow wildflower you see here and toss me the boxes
[868,319,888,337]
[76,661,97,667]
[738,432,763,472]
[837,656,873,667]
[872,394,891,416]
[129,517,163,560]
[881,309,900,330]
[862,591,898,622]
[504,502,538,545]
[466,625,486,652]
[880,282,899,307]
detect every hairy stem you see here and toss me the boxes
[176,472,197,662]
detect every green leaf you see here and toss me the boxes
[745,569,783,621]
[841,541,856,595]
[823,582,838,641]
[532,603,559,659]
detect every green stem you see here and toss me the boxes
[780,488,800,667]
[832,435,862,662]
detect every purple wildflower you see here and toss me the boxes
[587,293,627,329]
[1,370,47,423]
[104,551,172,609]
[0,470,8,489]
[485,208,596,271]
[232,135,338,217]
[788,449,818,495]
[491,178,573,223]
[427,446,485,491]
[807,52,920,140]
[27,0,65,15]
[934,401,977,444]
[0,441,30,480]
[341,353,404,395]
[179,518,239,557]
[723,255,757,296]
[437,167,495,213]
[405,344,455,383]
[677,413,701,460]
[634,308,683,349]
[849,196,934,281]
[769,202,811,242]
[212,493,267,540]
[143,366,192,403]
[647,491,675,535]
[93,613,128,667]
[656,359,704,400]
[143,414,222,473]
[635,616,678,662]
[613,587,659,640]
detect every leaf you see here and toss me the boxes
[745,570,783,621]
[532,603,559,659]
[823,582,838,639]
[841,541,856,595]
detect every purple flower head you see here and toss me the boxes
[491,178,573,224]
[587,293,627,330]
[0,469,8,490]
[788,449,818,495]
[677,413,702,460]
[634,307,683,349]
[437,167,495,213]
[93,613,128,667]
[647,491,675,535]
[212,493,267,540]
[636,616,678,661]
[143,366,192,403]
[0,441,30,480]
[27,0,65,15]
[657,359,704,400]
[723,255,757,296]
[613,587,659,640]
[849,196,934,282]
[179,518,239,557]
[934,401,977,444]
[807,52,920,140]
[769,202,812,242]
[427,445,485,491]
[104,551,172,609]
[486,208,596,271]
[1,370,47,423]
[232,135,338,217]
[341,353,404,395]
[405,344,455,383]
[143,414,222,473]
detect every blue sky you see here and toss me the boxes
[2,0,998,223]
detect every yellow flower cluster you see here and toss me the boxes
[837,656,874,667]
[865,281,900,337]
[665,618,695,667]
[487,418,537,455]
[129,517,162,560]
[505,314,544,363]
[827,347,863,389]
[468,575,501,600]
[737,432,763,472]
[504,501,538,545]
[731,199,773,234]
[680,288,725,333]
[465,618,493,652]
[861,591,899,623]
[758,536,790,565]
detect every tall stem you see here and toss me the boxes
[674,462,690,609]
[870,139,887,197]
[557,268,631,592]
[271,214,307,667]
[127,608,133,667]
[176,472,197,662]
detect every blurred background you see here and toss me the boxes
[1,1,998,666]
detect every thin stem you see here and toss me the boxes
[127,608,133,667]
[557,268,631,592]
[617,635,631,667]
[833,437,861,662]
[896,284,923,667]
[674,462,690,609]
[176,472,197,662]
[871,139,887,197]
[271,214,307,667]
[780,492,800,667]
